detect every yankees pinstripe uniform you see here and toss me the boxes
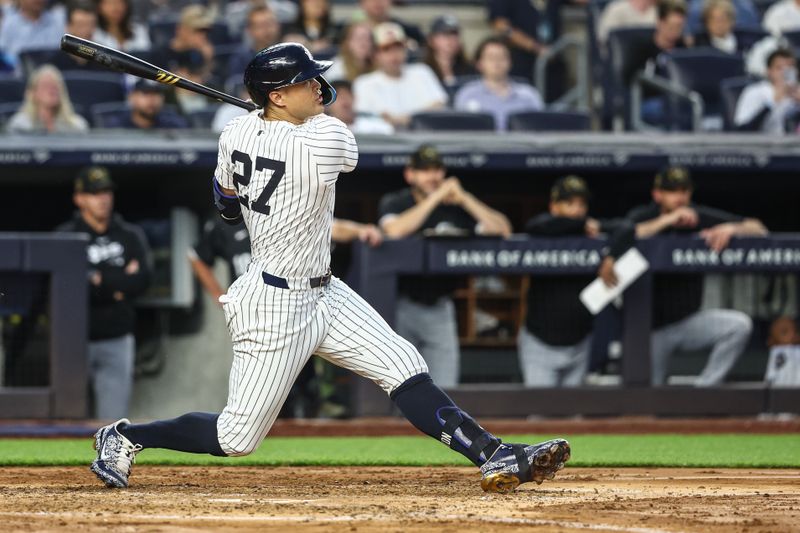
[90,43,569,494]
[213,111,427,454]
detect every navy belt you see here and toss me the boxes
[262,270,331,289]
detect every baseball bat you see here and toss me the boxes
[60,34,258,112]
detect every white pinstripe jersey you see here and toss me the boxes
[214,111,358,279]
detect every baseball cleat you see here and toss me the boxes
[480,438,570,493]
[90,418,142,488]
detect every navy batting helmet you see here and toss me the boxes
[244,43,337,108]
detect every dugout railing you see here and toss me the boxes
[0,234,88,418]
[347,235,800,417]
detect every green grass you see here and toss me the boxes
[0,434,797,468]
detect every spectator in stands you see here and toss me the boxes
[357,0,424,50]
[735,48,800,132]
[0,0,65,65]
[353,23,446,129]
[623,0,688,126]
[228,4,282,79]
[520,176,634,388]
[687,0,759,35]
[283,0,340,53]
[158,5,215,76]
[7,65,89,133]
[56,166,152,419]
[170,51,213,114]
[454,37,544,131]
[763,0,800,36]
[599,0,657,46]
[693,0,739,54]
[626,166,767,386]
[47,2,108,72]
[378,145,511,388]
[107,78,188,129]
[93,0,151,52]
[325,21,374,82]
[488,0,549,82]
[326,79,393,134]
[424,15,475,90]
[223,0,297,37]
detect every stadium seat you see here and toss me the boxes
[720,76,760,131]
[0,76,25,103]
[18,49,61,77]
[733,27,770,51]
[783,30,800,49]
[61,72,126,109]
[0,101,21,128]
[664,49,745,128]
[409,111,495,131]
[607,27,656,129]
[507,110,592,132]
[187,107,220,129]
[691,28,769,53]
[586,0,618,88]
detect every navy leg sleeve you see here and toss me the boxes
[391,373,500,466]
[119,412,227,457]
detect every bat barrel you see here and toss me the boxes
[60,34,257,112]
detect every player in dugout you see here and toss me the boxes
[520,176,634,387]
[378,145,512,388]
[627,166,768,386]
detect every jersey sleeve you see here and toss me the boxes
[214,120,236,190]
[295,114,359,173]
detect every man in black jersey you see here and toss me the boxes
[378,145,512,388]
[626,166,767,385]
[520,176,634,387]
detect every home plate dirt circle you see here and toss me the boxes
[1,466,797,531]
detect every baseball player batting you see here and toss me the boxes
[90,43,570,493]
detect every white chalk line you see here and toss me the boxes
[0,511,679,533]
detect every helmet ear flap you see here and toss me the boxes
[247,86,268,108]
[317,75,336,106]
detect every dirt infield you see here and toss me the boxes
[0,467,797,532]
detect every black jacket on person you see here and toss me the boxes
[56,213,152,341]
[523,214,634,346]
[378,188,477,305]
[626,202,743,329]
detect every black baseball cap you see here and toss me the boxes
[654,166,693,190]
[430,15,460,35]
[551,175,591,202]
[408,144,444,169]
[133,78,167,93]
[74,166,115,193]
